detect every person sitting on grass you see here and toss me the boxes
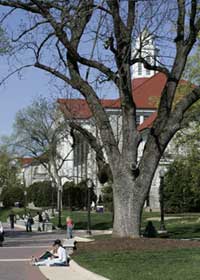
[31,239,69,266]
[143,221,157,238]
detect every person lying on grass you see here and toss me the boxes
[31,239,69,266]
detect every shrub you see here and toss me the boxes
[1,186,25,207]
[27,181,57,207]
[101,183,113,211]
[62,180,97,210]
[164,154,200,213]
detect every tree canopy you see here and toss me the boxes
[0,1,200,237]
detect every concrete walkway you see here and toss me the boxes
[39,236,110,280]
[4,222,111,280]
[39,260,110,280]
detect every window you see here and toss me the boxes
[136,115,140,125]
[146,56,151,75]
[138,63,142,76]
[73,134,89,167]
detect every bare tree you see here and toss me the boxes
[0,0,200,237]
[13,97,73,209]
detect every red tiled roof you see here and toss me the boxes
[58,73,191,130]
[138,112,157,131]
[58,98,120,119]
[58,73,167,120]
[19,158,33,166]
[132,73,167,109]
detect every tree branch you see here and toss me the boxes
[69,121,113,183]
[131,57,170,77]
[174,0,185,44]
[0,0,40,14]
[12,20,49,42]
[0,64,33,86]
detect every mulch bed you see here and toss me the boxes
[75,238,200,253]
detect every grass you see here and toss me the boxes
[73,248,200,280]
[2,207,200,279]
[51,209,113,230]
[1,207,200,239]
[0,207,38,222]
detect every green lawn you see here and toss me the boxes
[2,207,200,279]
[0,207,38,222]
[74,248,200,280]
[51,210,113,230]
[1,207,200,239]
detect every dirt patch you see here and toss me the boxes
[75,238,200,253]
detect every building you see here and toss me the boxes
[21,32,178,211]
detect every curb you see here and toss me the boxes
[39,260,110,280]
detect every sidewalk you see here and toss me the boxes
[39,235,110,280]
[39,260,110,280]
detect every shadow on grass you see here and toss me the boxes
[168,224,200,239]
[74,222,112,230]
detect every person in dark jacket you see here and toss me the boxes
[143,221,157,238]
[8,211,16,229]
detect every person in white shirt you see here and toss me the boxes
[33,239,68,266]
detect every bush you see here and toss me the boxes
[62,180,97,210]
[101,183,113,211]
[28,181,57,207]
[1,186,25,207]
[163,154,200,213]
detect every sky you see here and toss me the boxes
[0,60,51,137]
[0,2,176,139]
[0,8,53,138]
[0,6,117,139]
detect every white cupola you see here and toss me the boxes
[132,29,158,79]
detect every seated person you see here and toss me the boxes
[143,221,157,238]
[31,243,58,263]
[32,239,69,266]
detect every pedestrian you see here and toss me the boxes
[42,211,46,231]
[66,216,74,239]
[8,211,16,229]
[36,212,43,232]
[26,213,33,232]
[44,210,50,222]
[0,221,4,247]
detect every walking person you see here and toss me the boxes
[8,211,16,229]
[0,221,4,247]
[26,213,33,232]
[66,216,74,239]
[36,212,43,232]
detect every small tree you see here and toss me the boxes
[0,149,21,190]
[164,154,200,213]
[28,181,57,207]
[13,97,72,209]
[1,185,24,207]
[62,180,97,210]
[101,183,113,212]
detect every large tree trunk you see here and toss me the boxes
[112,172,144,238]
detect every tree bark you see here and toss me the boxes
[112,172,143,238]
